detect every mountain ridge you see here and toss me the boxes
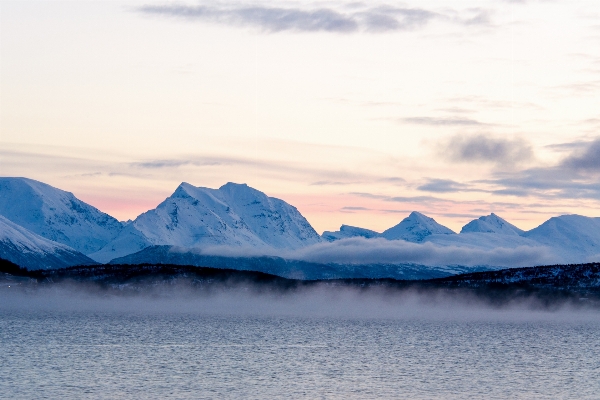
[0,215,97,269]
[0,177,123,254]
[90,181,322,263]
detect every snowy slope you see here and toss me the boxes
[461,213,524,236]
[382,212,455,242]
[0,177,123,254]
[0,215,96,269]
[322,225,381,242]
[523,215,600,262]
[90,182,322,263]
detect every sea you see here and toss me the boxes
[1,286,599,399]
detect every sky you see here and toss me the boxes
[1,0,600,234]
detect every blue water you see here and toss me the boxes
[1,289,599,399]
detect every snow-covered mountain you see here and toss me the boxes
[322,225,381,242]
[5,176,600,270]
[460,213,524,236]
[90,182,322,263]
[382,211,455,242]
[0,177,123,255]
[0,215,96,269]
[523,215,600,262]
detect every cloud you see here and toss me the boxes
[310,180,355,186]
[474,138,600,200]
[561,138,600,172]
[440,134,533,165]
[417,178,477,193]
[545,140,591,152]
[199,237,558,267]
[137,3,490,33]
[485,172,600,202]
[378,177,406,184]
[132,159,197,168]
[400,116,488,126]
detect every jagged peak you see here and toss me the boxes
[171,182,196,198]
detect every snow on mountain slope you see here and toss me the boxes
[322,225,381,242]
[460,213,525,236]
[382,212,455,242]
[523,215,600,262]
[0,177,123,254]
[0,215,96,269]
[90,182,322,263]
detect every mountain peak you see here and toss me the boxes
[220,182,249,189]
[90,181,322,262]
[382,212,455,242]
[461,213,524,236]
[0,177,123,255]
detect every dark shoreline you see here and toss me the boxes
[2,258,600,308]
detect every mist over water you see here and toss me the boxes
[2,284,599,399]
[2,281,600,321]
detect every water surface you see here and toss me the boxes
[1,288,599,399]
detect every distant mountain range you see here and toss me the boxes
[2,177,600,277]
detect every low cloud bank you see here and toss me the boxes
[190,237,558,268]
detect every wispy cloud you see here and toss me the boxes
[137,2,491,33]
[341,206,371,211]
[417,178,480,193]
[400,116,489,126]
[131,159,221,169]
[310,180,356,186]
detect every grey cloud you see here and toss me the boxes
[138,3,489,33]
[561,138,600,172]
[386,195,445,203]
[401,117,488,126]
[341,206,371,211]
[441,134,533,164]
[140,4,358,32]
[132,160,193,169]
[348,192,446,203]
[417,178,477,193]
[378,177,406,185]
[486,167,600,200]
[484,138,600,199]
